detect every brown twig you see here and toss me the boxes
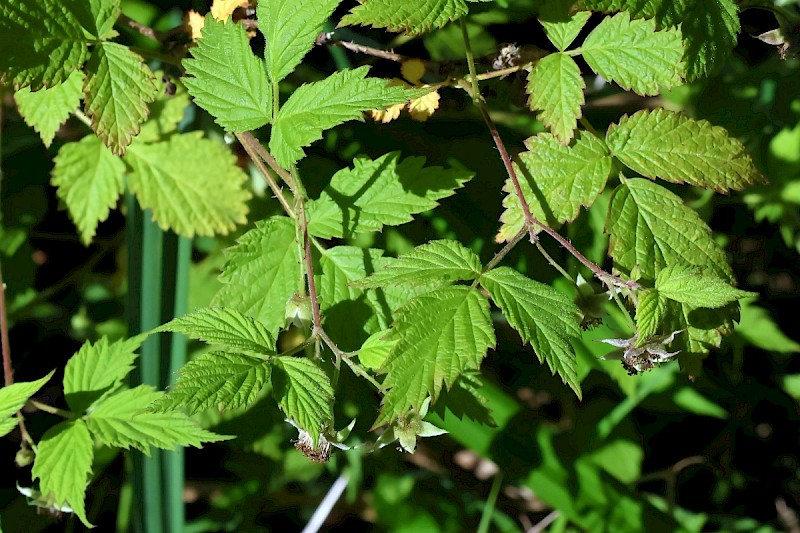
[236,132,295,218]
[316,32,415,64]
[1,264,12,388]
[237,132,296,192]
[118,13,168,42]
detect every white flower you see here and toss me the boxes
[599,330,682,375]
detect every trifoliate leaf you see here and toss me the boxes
[258,0,341,83]
[354,240,482,288]
[151,352,270,414]
[157,307,276,355]
[606,109,763,192]
[498,131,612,242]
[86,386,230,454]
[213,217,302,336]
[14,70,83,147]
[480,267,582,398]
[340,0,469,35]
[125,132,251,237]
[540,10,591,52]
[635,288,666,342]
[210,0,248,21]
[527,53,585,144]
[358,330,397,370]
[307,151,472,239]
[271,357,334,440]
[269,66,427,167]
[83,42,158,154]
[0,0,90,89]
[32,420,93,526]
[408,89,440,121]
[375,286,495,426]
[51,135,126,245]
[580,12,683,96]
[183,16,272,132]
[656,266,756,309]
[0,371,55,438]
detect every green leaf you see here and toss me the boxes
[540,10,592,51]
[340,0,469,35]
[635,288,666,341]
[376,286,495,426]
[125,132,251,237]
[355,240,483,288]
[480,267,582,398]
[86,386,229,454]
[80,0,120,40]
[32,420,93,526]
[213,217,301,335]
[498,131,612,242]
[0,0,90,89]
[656,266,756,309]
[157,307,276,355]
[735,299,800,353]
[83,42,158,154]
[580,12,683,96]
[271,357,334,439]
[0,371,55,437]
[606,109,763,192]
[14,70,84,147]
[258,0,341,83]
[269,67,426,167]
[152,352,270,414]
[308,152,473,239]
[318,247,385,310]
[63,336,145,414]
[358,330,397,370]
[183,16,272,132]
[527,53,585,144]
[51,135,126,245]
[606,178,732,282]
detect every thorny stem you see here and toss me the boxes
[316,32,414,63]
[236,132,295,218]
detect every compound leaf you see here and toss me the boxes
[14,70,84,147]
[341,0,469,35]
[157,307,276,355]
[527,53,585,144]
[271,357,334,440]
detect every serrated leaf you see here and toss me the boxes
[157,307,276,355]
[635,288,666,341]
[0,0,90,89]
[355,240,482,288]
[14,70,83,147]
[125,132,251,237]
[358,330,397,370]
[540,10,592,51]
[606,178,731,282]
[527,53,585,144]
[271,357,334,439]
[480,267,582,398]
[340,0,469,35]
[151,352,270,414]
[79,0,120,40]
[269,67,427,167]
[656,266,755,309]
[51,135,126,245]
[308,151,472,239]
[318,247,385,310]
[376,286,495,426]
[0,371,55,437]
[498,131,612,242]
[580,12,683,96]
[606,109,763,192]
[183,16,272,132]
[213,217,301,335]
[63,336,145,414]
[32,420,93,526]
[258,0,341,83]
[86,386,229,454]
[83,42,158,154]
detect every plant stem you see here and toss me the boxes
[317,32,413,63]
[477,472,503,533]
[28,400,76,419]
[237,131,297,191]
[483,228,527,273]
[535,240,576,284]
[0,264,12,388]
[236,132,295,218]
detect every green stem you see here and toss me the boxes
[535,240,575,285]
[477,473,503,533]
[28,400,76,419]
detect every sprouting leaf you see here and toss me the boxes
[183,15,272,132]
[655,266,756,309]
[308,151,472,239]
[271,356,334,440]
[51,135,126,245]
[14,70,83,147]
[32,420,93,526]
[157,307,276,355]
[213,217,302,336]
[635,288,666,341]
[0,371,55,438]
[480,267,582,398]
[125,132,251,237]
[63,336,145,414]
[340,0,470,36]
[527,53,585,144]
[354,240,482,288]
[86,386,230,454]
[540,10,592,52]
[376,286,495,426]
[83,42,158,154]
[606,109,763,192]
[580,12,683,96]
[408,89,441,121]
[269,66,427,167]
[258,0,342,83]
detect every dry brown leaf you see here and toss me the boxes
[408,89,440,122]
[186,10,205,41]
[210,0,249,21]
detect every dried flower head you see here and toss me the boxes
[599,330,682,375]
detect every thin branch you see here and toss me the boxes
[303,215,322,333]
[237,132,297,192]
[317,32,414,63]
[236,132,295,218]
[27,400,76,419]
[118,13,163,41]
[1,264,12,388]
